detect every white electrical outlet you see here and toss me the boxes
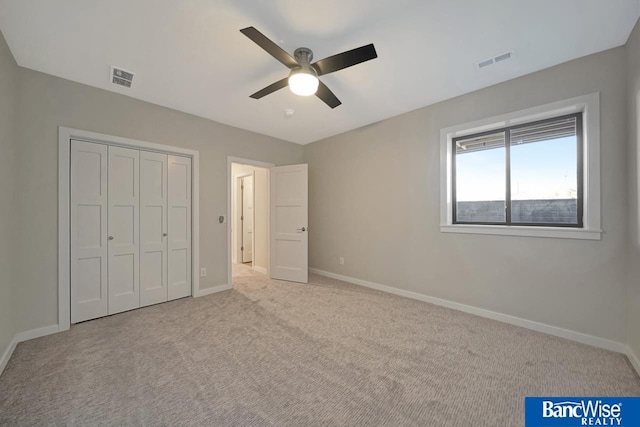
[200,268,207,277]
[339,257,344,265]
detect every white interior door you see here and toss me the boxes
[108,146,140,314]
[71,140,108,323]
[168,155,192,300]
[242,175,254,263]
[140,151,168,307]
[270,164,308,283]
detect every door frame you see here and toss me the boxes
[227,157,274,284]
[58,127,200,332]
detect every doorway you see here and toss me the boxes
[226,156,309,287]
[230,160,272,282]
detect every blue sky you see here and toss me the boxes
[456,136,577,202]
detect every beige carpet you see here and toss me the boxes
[1,266,638,426]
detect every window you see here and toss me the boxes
[452,113,583,227]
[440,93,601,240]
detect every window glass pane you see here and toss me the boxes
[510,116,578,224]
[454,131,506,223]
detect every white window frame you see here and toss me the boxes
[439,92,601,240]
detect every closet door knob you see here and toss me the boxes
[162,233,168,237]
[108,236,114,240]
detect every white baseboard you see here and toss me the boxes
[196,283,232,297]
[15,324,60,342]
[0,324,59,376]
[626,347,640,376]
[0,337,17,376]
[252,266,267,275]
[309,268,627,354]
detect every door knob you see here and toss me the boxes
[108,236,114,240]
[297,227,306,232]
[162,233,168,237]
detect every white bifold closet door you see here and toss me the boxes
[70,140,109,323]
[140,151,168,307]
[168,155,192,301]
[108,146,140,315]
[71,141,192,323]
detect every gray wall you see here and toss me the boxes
[0,30,18,361]
[14,68,303,332]
[304,46,629,343]
[627,19,640,359]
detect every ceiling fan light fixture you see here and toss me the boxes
[241,28,377,108]
[288,66,318,96]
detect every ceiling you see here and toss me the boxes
[0,1,638,145]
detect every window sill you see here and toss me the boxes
[440,224,602,240]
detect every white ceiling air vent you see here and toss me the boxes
[476,50,514,70]
[111,66,134,88]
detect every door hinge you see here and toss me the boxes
[241,215,244,221]
[241,185,244,190]
[241,246,244,251]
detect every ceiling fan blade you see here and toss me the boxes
[312,44,377,76]
[240,27,299,69]
[315,81,342,109]
[250,77,289,99]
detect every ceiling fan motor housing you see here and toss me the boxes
[291,48,317,78]
[289,47,318,79]
[293,47,313,64]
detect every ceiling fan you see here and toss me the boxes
[240,26,378,108]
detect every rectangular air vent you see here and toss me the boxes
[477,58,494,69]
[111,66,134,88]
[494,51,512,63]
[476,50,514,70]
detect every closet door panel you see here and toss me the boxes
[108,146,140,314]
[71,140,108,323]
[168,155,192,300]
[140,151,168,307]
